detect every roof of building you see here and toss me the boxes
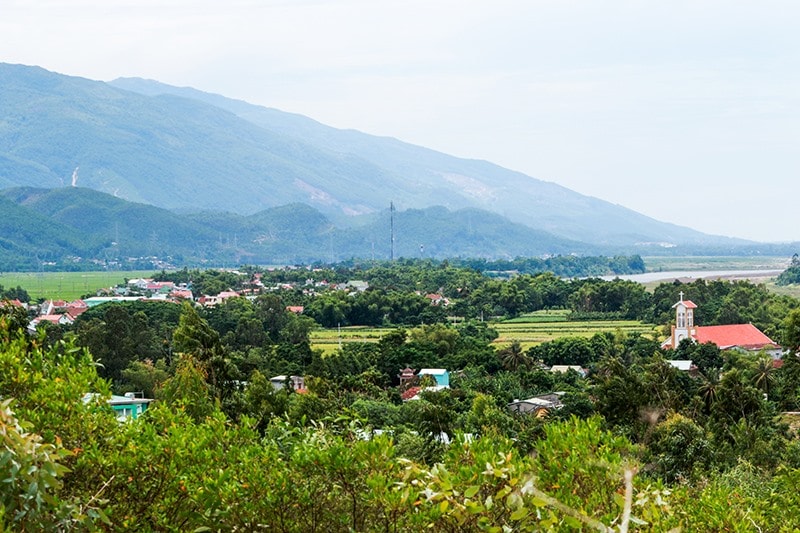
[508,393,565,412]
[666,360,693,371]
[401,386,422,401]
[107,394,154,406]
[65,306,89,319]
[693,324,778,350]
[672,299,697,309]
[36,314,66,324]
[418,368,448,375]
[550,365,585,374]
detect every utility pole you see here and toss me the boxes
[390,201,395,262]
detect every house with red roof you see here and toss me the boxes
[169,289,194,300]
[662,292,782,358]
[424,293,450,306]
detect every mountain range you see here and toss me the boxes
[0,62,772,269]
[0,186,598,270]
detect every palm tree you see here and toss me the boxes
[752,355,775,400]
[698,368,721,411]
[500,341,530,372]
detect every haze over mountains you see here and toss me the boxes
[0,62,772,268]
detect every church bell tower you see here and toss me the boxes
[670,292,697,349]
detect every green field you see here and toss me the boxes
[310,326,389,355]
[0,271,157,301]
[310,310,661,354]
[492,310,659,350]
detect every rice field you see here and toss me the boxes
[0,271,156,301]
[310,310,660,354]
[310,326,389,355]
[492,310,659,351]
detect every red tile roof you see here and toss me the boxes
[401,386,422,401]
[65,306,88,319]
[694,324,778,350]
[36,314,65,324]
[672,299,697,309]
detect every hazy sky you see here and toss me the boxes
[3,0,799,242]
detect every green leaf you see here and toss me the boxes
[465,485,480,499]
[531,496,548,508]
[510,507,528,521]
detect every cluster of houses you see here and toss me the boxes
[25,273,453,334]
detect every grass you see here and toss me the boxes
[0,271,157,301]
[765,281,800,300]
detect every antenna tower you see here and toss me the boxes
[390,201,395,261]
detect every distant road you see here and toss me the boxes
[602,270,783,283]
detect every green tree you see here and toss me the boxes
[499,340,530,371]
[647,413,710,482]
[157,355,216,422]
[120,358,170,399]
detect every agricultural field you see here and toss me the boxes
[491,309,660,351]
[0,271,156,301]
[310,326,388,355]
[310,310,661,354]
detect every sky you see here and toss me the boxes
[2,0,799,242]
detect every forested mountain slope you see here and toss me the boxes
[0,63,749,248]
[0,187,596,268]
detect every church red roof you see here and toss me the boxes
[694,324,777,350]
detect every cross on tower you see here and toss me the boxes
[679,291,684,301]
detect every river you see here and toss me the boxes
[601,269,783,283]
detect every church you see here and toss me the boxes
[662,293,783,358]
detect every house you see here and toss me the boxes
[83,296,143,307]
[169,289,194,300]
[550,365,586,377]
[39,299,68,316]
[666,360,695,371]
[127,278,153,290]
[28,314,72,333]
[336,280,369,292]
[508,393,564,417]
[418,368,450,388]
[286,306,304,314]
[83,392,153,421]
[198,291,240,307]
[145,281,175,293]
[64,299,89,320]
[401,386,423,401]
[423,293,450,306]
[662,293,782,357]
[269,375,306,391]
[399,368,450,401]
